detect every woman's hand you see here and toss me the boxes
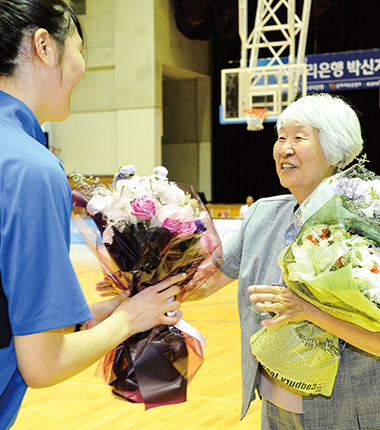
[14,273,185,388]
[248,284,380,357]
[114,273,184,335]
[248,284,316,326]
[96,274,124,297]
[89,290,131,328]
[94,273,185,333]
[181,270,233,302]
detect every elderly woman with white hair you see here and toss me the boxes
[195,93,379,430]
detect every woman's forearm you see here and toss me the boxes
[185,270,234,301]
[251,284,380,357]
[306,304,380,356]
[14,276,183,388]
[14,311,132,388]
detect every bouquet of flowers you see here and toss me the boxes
[71,165,222,409]
[281,160,380,329]
[251,159,380,396]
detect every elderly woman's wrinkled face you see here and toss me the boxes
[273,122,335,204]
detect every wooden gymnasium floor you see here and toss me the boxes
[12,244,261,430]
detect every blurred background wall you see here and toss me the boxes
[55,0,212,200]
[56,0,380,205]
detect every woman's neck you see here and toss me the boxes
[0,73,44,124]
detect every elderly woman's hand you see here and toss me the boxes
[96,274,126,297]
[248,284,317,326]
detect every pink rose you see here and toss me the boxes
[162,219,197,238]
[155,203,183,224]
[177,221,197,238]
[131,196,157,220]
[162,218,182,233]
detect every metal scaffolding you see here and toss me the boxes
[221,0,312,123]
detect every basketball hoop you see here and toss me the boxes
[243,108,268,131]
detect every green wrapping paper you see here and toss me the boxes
[250,321,342,396]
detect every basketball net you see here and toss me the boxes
[243,108,268,131]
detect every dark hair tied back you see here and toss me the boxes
[0,0,83,76]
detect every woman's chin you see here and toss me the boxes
[51,110,70,123]
[279,176,297,191]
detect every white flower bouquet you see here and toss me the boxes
[281,160,380,330]
[71,165,222,409]
[251,159,380,397]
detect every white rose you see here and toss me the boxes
[159,183,186,206]
[86,190,114,215]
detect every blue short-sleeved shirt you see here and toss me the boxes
[0,91,92,427]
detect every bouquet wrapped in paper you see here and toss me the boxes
[251,159,380,396]
[71,165,222,409]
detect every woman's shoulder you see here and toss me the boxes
[242,193,297,225]
[253,194,297,210]
[257,193,296,203]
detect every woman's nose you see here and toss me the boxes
[279,142,294,157]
